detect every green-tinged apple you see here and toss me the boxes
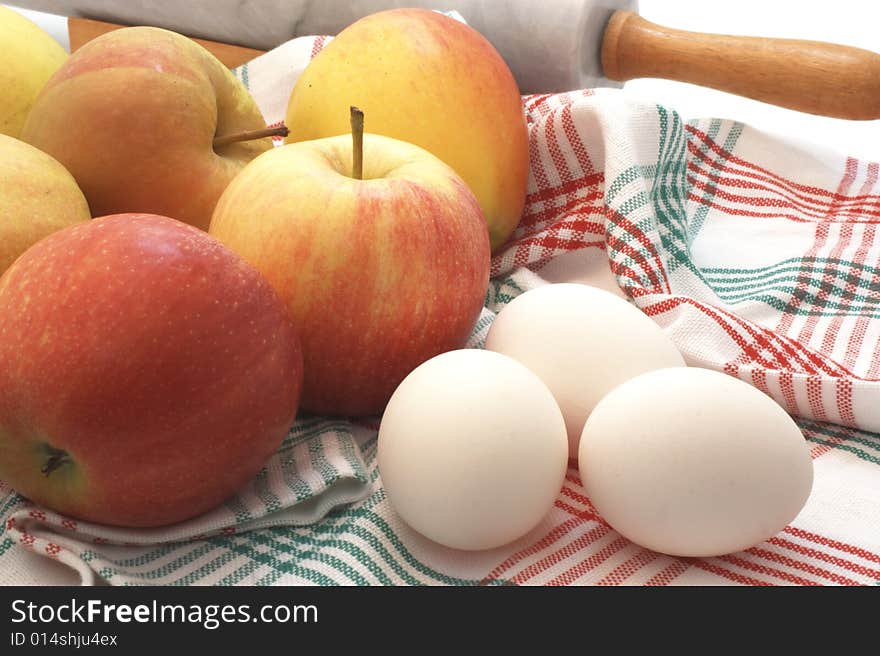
[0,214,303,527]
[285,8,529,252]
[0,6,68,138]
[210,109,490,416]
[0,134,90,274]
[20,27,282,232]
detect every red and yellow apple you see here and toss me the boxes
[285,9,529,251]
[210,126,490,416]
[20,27,273,232]
[0,214,303,527]
[0,5,67,138]
[0,134,90,275]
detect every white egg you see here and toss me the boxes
[578,367,814,558]
[485,283,685,458]
[377,349,568,551]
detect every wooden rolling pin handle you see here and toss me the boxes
[601,11,880,120]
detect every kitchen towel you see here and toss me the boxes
[1,35,879,586]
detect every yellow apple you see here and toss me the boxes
[0,6,67,138]
[285,9,529,251]
[21,27,273,231]
[0,134,90,275]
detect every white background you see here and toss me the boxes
[4,0,880,160]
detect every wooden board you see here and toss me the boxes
[68,16,266,69]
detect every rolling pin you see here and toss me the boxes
[11,0,880,118]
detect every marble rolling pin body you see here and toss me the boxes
[14,0,880,117]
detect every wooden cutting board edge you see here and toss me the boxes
[68,16,267,69]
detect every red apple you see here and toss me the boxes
[20,27,278,232]
[210,113,490,416]
[0,214,303,527]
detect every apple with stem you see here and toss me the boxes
[20,27,283,232]
[210,107,490,416]
[285,9,529,251]
[0,214,304,527]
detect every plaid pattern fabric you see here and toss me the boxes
[2,37,879,586]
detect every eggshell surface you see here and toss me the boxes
[578,367,814,557]
[378,349,568,551]
[485,283,685,458]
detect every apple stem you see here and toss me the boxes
[350,106,364,180]
[41,447,70,477]
[213,125,289,149]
